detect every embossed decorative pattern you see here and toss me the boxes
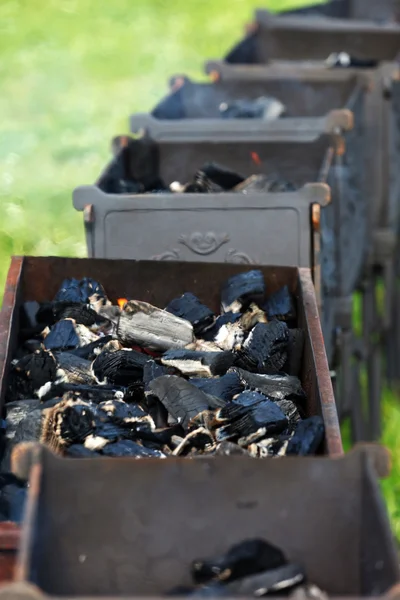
[225,249,254,264]
[178,232,230,255]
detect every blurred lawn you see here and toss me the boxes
[0,0,399,538]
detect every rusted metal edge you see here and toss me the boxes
[0,257,23,401]
[15,460,41,585]
[298,268,343,457]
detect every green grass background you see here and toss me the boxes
[1,0,399,537]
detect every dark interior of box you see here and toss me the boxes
[158,77,356,119]
[21,447,397,597]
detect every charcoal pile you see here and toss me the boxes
[4,269,324,470]
[105,135,295,195]
[169,538,328,598]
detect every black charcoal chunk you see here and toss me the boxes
[190,372,244,403]
[201,162,245,190]
[97,399,150,424]
[182,171,218,194]
[101,440,165,458]
[286,416,325,456]
[192,538,287,584]
[41,400,96,451]
[161,350,235,377]
[53,302,108,327]
[92,348,148,385]
[135,424,184,448]
[152,86,185,120]
[202,313,241,341]
[143,360,178,392]
[225,32,259,65]
[5,400,41,441]
[149,376,211,430]
[233,174,296,193]
[54,352,94,386]
[221,270,265,313]
[13,409,43,444]
[236,321,289,373]
[68,335,113,361]
[232,368,306,403]
[14,348,57,392]
[54,277,107,305]
[215,441,249,456]
[44,319,80,351]
[173,427,215,456]
[0,474,27,523]
[264,286,296,322]
[166,293,214,335]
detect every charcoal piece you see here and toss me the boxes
[182,171,218,194]
[92,348,148,386]
[117,300,194,351]
[239,303,267,331]
[135,424,184,448]
[219,96,285,120]
[325,52,378,69]
[98,399,153,428]
[284,329,305,377]
[221,270,265,313]
[41,399,96,453]
[54,277,108,307]
[214,321,244,352]
[192,538,287,585]
[0,474,27,524]
[236,321,289,373]
[289,584,329,600]
[286,416,325,456]
[201,162,245,190]
[123,135,164,192]
[166,293,214,335]
[215,441,249,456]
[264,285,296,323]
[233,174,296,193]
[52,302,101,327]
[149,376,211,430]
[143,360,179,392]
[173,427,216,456]
[5,400,41,441]
[222,563,305,596]
[13,409,43,445]
[247,436,291,458]
[13,348,57,393]
[161,350,234,377]
[275,399,301,425]
[232,368,306,403]
[144,394,170,429]
[65,444,100,458]
[101,439,165,458]
[68,335,113,361]
[44,319,80,351]
[56,352,94,385]
[190,372,244,403]
[35,302,56,326]
[224,32,259,65]
[215,394,288,441]
[202,313,241,341]
[22,340,43,353]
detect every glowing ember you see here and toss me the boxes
[118,298,128,309]
[251,152,261,166]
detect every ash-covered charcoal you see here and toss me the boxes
[166,293,215,336]
[284,329,305,378]
[134,423,184,449]
[247,436,291,458]
[264,286,296,323]
[214,392,288,441]
[101,439,166,458]
[54,277,109,309]
[181,171,221,194]
[52,302,106,327]
[214,441,249,456]
[275,399,302,426]
[5,400,41,442]
[173,427,216,456]
[219,96,286,120]
[192,538,287,584]
[236,321,289,373]
[117,300,194,351]
[161,349,235,378]
[11,349,57,397]
[190,371,244,403]
[289,584,329,600]
[286,416,325,456]
[232,369,306,404]
[97,399,155,433]
[91,348,148,385]
[12,409,43,446]
[202,313,241,342]
[239,303,267,331]
[221,270,265,313]
[68,335,113,361]
[149,376,212,430]
[41,398,97,454]
[0,473,27,523]
[233,174,296,193]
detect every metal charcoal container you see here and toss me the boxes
[73,131,348,368]
[131,70,367,303]
[8,443,400,597]
[279,0,400,21]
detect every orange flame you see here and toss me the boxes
[251,152,261,166]
[117,298,128,309]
